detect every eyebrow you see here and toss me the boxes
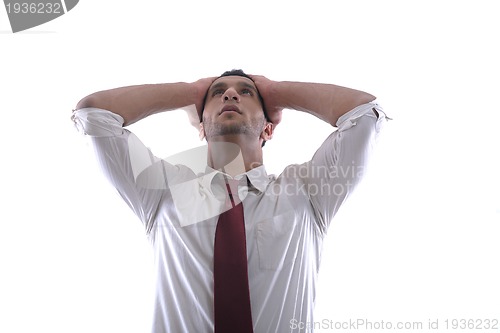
[208,82,227,93]
[209,81,258,95]
[239,82,258,94]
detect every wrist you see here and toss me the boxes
[270,80,289,109]
[188,81,202,102]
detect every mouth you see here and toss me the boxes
[219,105,241,115]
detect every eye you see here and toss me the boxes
[211,89,224,97]
[241,88,253,96]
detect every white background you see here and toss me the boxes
[1,1,499,332]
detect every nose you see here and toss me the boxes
[222,88,240,102]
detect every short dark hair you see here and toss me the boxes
[200,69,270,123]
[219,69,253,80]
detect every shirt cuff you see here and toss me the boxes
[335,100,389,132]
[72,108,125,137]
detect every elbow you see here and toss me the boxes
[359,92,376,105]
[75,95,96,110]
[75,93,108,111]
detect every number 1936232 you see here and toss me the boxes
[6,2,62,14]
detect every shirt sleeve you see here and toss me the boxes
[72,108,173,234]
[302,101,388,235]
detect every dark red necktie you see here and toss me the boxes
[213,179,253,333]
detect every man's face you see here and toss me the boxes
[201,76,268,141]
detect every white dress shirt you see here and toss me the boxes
[72,102,387,333]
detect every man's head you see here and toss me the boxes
[199,69,273,147]
[200,69,270,122]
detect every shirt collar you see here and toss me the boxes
[245,165,270,193]
[199,165,270,195]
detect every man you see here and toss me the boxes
[72,70,388,332]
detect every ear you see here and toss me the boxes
[199,122,206,141]
[260,122,274,141]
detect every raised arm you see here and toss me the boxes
[250,76,385,234]
[75,78,215,126]
[251,75,376,126]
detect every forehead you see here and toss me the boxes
[209,76,256,90]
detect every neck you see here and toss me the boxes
[207,135,263,177]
